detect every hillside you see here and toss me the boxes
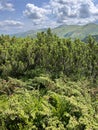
[13,23,98,41]
[53,23,98,40]
[13,28,47,37]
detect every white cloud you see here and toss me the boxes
[0,0,15,11]
[23,3,51,25]
[23,0,98,28]
[49,0,98,25]
[0,20,24,30]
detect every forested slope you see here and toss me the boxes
[0,29,98,130]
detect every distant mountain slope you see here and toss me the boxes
[53,23,98,40]
[13,28,47,37]
[13,23,98,40]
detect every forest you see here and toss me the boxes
[0,28,98,130]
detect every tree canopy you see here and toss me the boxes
[0,29,98,130]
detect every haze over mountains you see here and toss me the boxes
[13,23,98,41]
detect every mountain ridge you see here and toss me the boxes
[13,23,98,41]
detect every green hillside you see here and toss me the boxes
[53,23,98,40]
[52,25,81,38]
[13,23,98,41]
[13,28,47,37]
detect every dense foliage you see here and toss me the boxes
[0,29,98,129]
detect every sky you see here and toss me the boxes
[0,0,98,34]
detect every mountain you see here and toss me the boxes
[53,23,98,41]
[13,28,47,37]
[13,23,98,41]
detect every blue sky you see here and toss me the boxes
[0,0,98,34]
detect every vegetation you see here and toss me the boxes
[0,29,98,130]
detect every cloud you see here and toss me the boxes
[49,0,98,25]
[23,0,98,28]
[0,0,15,11]
[0,20,24,30]
[23,3,51,25]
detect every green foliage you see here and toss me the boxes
[0,76,98,130]
[0,77,26,95]
[0,29,98,129]
[0,29,98,82]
